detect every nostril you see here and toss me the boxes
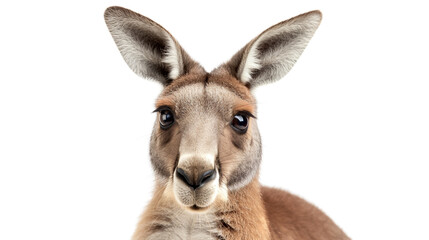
[176,168,192,187]
[198,169,216,187]
[176,168,216,190]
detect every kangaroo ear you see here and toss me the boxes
[224,11,322,88]
[104,6,201,85]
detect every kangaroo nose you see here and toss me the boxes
[176,168,216,189]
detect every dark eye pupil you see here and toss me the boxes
[160,110,174,128]
[232,114,248,133]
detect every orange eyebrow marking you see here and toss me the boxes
[234,99,255,116]
[155,97,175,108]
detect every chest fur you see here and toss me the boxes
[145,209,222,240]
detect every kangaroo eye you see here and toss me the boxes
[159,109,174,129]
[231,113,249,133]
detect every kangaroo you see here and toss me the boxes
[104,6,349,240]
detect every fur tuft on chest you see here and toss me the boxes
[145,209,223,240]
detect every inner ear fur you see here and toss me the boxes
[104,6,202,85]
[223,10,322,88]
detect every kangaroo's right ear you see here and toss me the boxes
[104,6,201,85]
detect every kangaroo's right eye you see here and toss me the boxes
[159,109,174,129]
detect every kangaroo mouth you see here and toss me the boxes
[190,204,209,211]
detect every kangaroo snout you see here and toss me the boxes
[172,154,220,208]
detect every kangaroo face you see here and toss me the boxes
[104,6,321,213]
[149,70,261,210]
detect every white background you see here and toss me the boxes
[1,0,428,239]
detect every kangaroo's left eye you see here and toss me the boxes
[231,113,249,134]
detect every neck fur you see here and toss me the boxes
[132,176,271,240]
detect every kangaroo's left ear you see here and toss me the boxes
[224,11,322,88]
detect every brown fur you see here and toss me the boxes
[209,67,254,101]
[155,97,175,109]
[262,187,350,240]
[214,176,271,240]
[160,70,207,97]
[233,100,255,116]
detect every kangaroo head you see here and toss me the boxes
[104,6,321,211]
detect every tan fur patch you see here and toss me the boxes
[155,97,175,109]
[161,71,207,97]
[208,67,254,102]
[233,99,255,116]
[214,177,271,239]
